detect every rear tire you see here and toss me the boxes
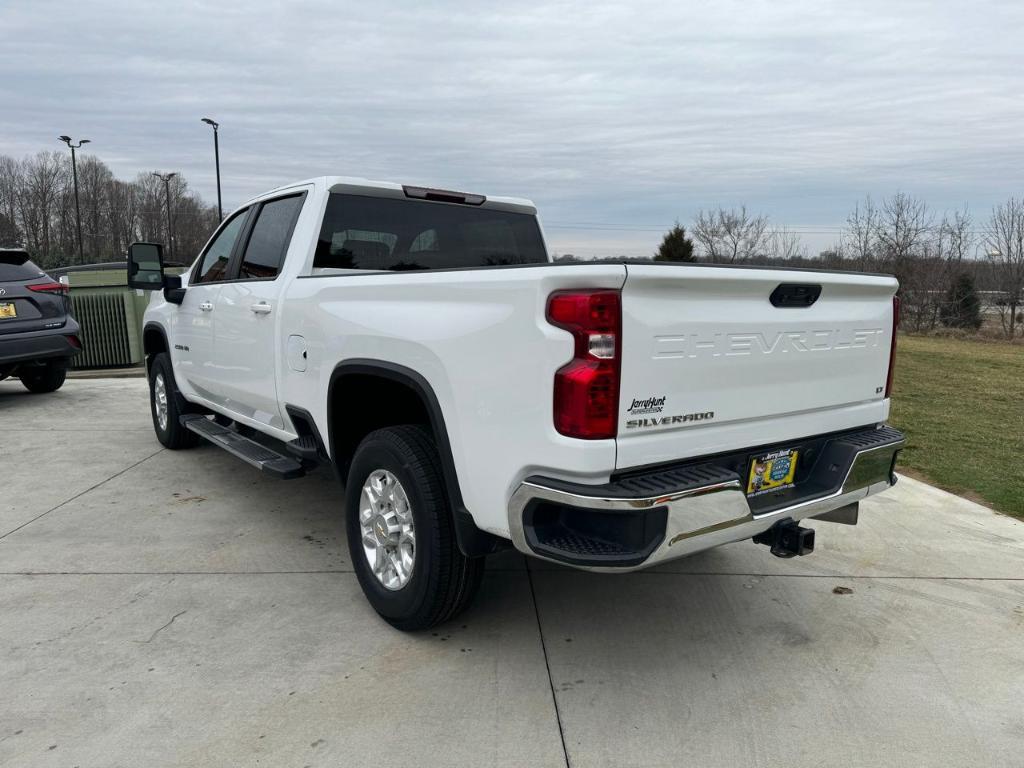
[20,360,67,393]
[345,425,484,630]
[149,353,200,449]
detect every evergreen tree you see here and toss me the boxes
[940,271,982,330]
[654,221,696,262]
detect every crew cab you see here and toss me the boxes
[130,176,905,629]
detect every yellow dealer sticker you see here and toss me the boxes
[747,448,798,496]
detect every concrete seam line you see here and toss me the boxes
[0,448,165,541]
[522,571,1024,580]
[1,428,153,432]
[1,571,1021,581]
[526,558,572,768]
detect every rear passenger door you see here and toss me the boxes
[210,192,306,430]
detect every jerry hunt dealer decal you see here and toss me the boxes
[627,396,666,416]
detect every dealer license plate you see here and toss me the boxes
[0,303,16,319]
[747,448,799,497]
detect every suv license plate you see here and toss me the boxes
[747,448,798,497]
[0,303,16,319]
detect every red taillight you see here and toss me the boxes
[547,290,621,439]
[67,335,82,350]
[28,282,69,295]
[885,294,900,398]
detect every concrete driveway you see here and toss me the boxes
[2,378,1022,768]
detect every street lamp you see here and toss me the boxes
[152,172,178,261]
[58,135,91,264]
[201,117,222,220]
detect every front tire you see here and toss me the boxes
[148,353,200,449]
[20,360,67,393]
[346,425,484,630]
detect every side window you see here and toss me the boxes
[194,209,248,283]
[238,195,305,280]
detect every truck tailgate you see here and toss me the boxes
[616,264,898,470]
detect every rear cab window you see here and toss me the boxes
[0,251,45,282]
[313,194,547,272]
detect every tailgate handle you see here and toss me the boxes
[770,283,821,308]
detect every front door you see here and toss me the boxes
[171,207,250,402]
[210,193,305,430]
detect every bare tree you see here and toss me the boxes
[106,179,139,260]
[874,193,935,331]
[76,155,114,261]
[938,207,973,266]
[0,155,22,242]
[766,226,806,261]
[692,206,770,263]
[18,152,68,265]
[875,193,932,271]
[842,197,879,271]
[0,150,220,269]
[984,197,1024,338]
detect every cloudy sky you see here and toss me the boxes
[2,0,1022,256]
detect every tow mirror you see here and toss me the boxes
[128,242,185,304]
[127,242,165,290]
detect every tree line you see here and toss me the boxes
[558,194,1024,339]
[0,151,220,269]
[3,149,1021,338]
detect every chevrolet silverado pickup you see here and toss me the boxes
[129,176,905,630]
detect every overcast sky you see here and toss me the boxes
[2,0,1022,256]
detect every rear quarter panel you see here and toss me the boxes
[280,264,626,537]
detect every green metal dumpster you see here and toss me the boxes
[51,262,183,370]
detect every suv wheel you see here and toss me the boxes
[149,353,200,449]
[20,360,67,394]
[346,425,484,630]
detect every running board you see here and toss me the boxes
[180,415,306,479]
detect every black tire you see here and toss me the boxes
[148,353,200,449]
[345,425,484,631]
[20,360,67,393]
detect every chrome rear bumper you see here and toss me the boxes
[508,425,905,572]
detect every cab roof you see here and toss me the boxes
[245,176,537,215]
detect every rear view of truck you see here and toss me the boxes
[509,263,903,569]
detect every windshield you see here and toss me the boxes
[314,193,547,271]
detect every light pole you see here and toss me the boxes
[201,117,222,220]
[58,135,91,264]
[152,172,177,261]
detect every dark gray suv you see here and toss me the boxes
[0,249,81,393]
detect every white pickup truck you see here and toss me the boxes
[129,176,905,629]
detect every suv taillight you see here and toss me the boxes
[547,289,621,439]
[28,282,69,295]
[885,294,900,398]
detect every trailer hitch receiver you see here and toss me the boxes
[753,519,815,558]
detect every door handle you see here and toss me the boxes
[199,301,214,312]
[251,302,272,315]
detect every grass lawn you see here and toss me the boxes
[887,334,1024,518]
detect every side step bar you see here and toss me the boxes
[180,415,306,479]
